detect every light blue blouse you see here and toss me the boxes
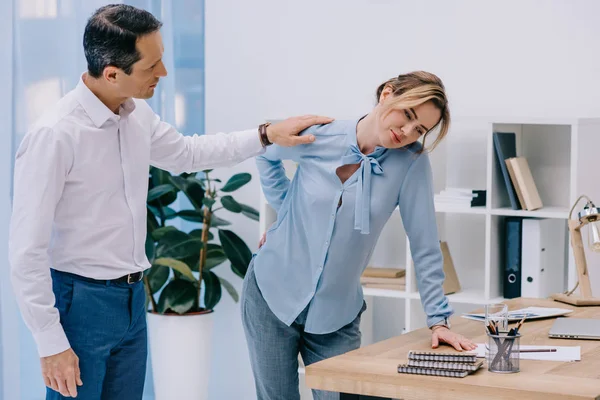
[253,118,453,334]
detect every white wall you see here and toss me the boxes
[204,1,600,398]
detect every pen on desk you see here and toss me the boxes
[518,348,557,353]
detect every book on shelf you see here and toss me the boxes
[361,278,406,291]
[361,267,406,290]
[410,241,462,295]
[493,132,521,210]
[504,156,543,211]
[434,188,486,208]
[362,267,405,278]
[360,276,406,285]
[441,241,461,295]
[397,350,482,378]
[362,283,406,290]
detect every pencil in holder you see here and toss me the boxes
[486,332,521,373]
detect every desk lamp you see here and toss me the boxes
[552,195,600,306]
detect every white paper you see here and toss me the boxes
[462,306,573,322]
[475,343,580,362]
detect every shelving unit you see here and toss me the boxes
[258,116,600,399]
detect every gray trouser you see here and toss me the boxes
[241,262,365,400]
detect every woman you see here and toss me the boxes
[242,71,477,400]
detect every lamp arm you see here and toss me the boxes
[565,280,579,296]
[569,194,593,220]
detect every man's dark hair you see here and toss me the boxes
[84,4,162,78]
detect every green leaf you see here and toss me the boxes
[148,205,178,221]
[221,195,242,213]
[154,257,198,282]
[219,229,253,278]
[191,244,227,271]
[169,175,205,209]
[157,279,197,314]
[203,198,216,209]
[189,229,214,241]
[239,203,260,221]
[180,172,197,179]
[210,214,231,227]
[202,270,222,310]
[150,192,178,208]
[220,173,252,192]
[218,276,239,303]
[147,210,159,234]
[148,184,176,202]
[151,226,178,242]
[150,167,173,186]
[163,207,178,219]
[204,245,228,270]
[177,210,204,223]
[155,230,202,269]
[145,235,156,262]
[147,264,169,294]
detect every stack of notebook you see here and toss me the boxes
[397,350,482,378]
[360,267,405,290]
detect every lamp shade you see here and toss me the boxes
[578,202,600,252]
[591,222,600,252]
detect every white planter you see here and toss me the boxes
[147,310,214,400]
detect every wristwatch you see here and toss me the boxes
[258,123,272,147]
[431,318,451,330]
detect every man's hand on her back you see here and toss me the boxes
[267,115,334,147]
[41,348,83,398]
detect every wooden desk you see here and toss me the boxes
[305,298,600,400]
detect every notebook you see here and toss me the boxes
[407,350,478,363]
[397,364,469,378]
[407,359,483,372]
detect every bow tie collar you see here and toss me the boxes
[341,144,384,234]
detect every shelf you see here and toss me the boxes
[362,287,412,299]
[434,204,487,215]
[489,206,569,219]
[446,289,504,304]
[362,287,503,305]
[395,204,487,215]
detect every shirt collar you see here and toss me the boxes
[75,74,137,128]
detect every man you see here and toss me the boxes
[8,4,331,399]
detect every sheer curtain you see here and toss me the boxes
[0,1,204,398]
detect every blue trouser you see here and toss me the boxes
[47,269,147,400]
[241,261,365,400]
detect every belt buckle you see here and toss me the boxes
[127,272,141,284]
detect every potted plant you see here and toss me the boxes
[144,166,258,400]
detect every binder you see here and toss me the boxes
[521,218,567,297]
[504,217,523,299]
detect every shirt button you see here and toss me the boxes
[325,241,329,245]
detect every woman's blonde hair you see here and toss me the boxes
[375,71,450,153]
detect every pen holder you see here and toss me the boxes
[487,332,521,373]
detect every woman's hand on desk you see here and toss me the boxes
[431,326,477,351]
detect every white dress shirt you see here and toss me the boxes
[9,78,265,357]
